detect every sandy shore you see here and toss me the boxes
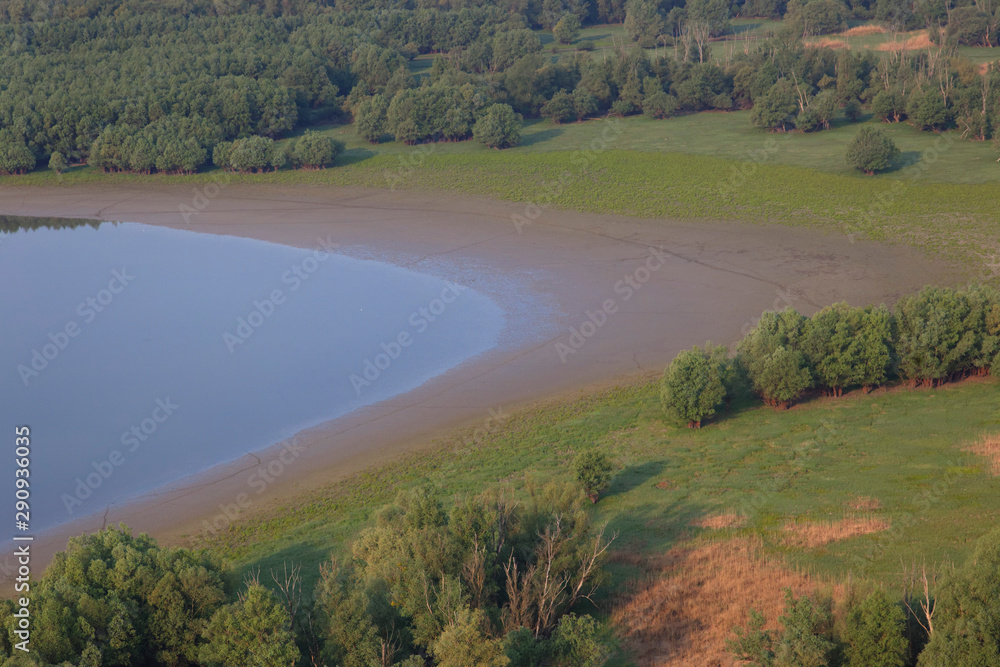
[0,183,962,575]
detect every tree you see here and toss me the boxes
[643,89,678,119]
[48,151,67,174]
[201,583,300,667]
[228,136,275,173]
[553,14,581,45]
[551,613,609,666]
[542,91,577,124]
[737,309,813,408]
[871,90,904,123]
[846,126,899,174]
[895,286,975,386]
[474,104,522,149]
[907,89,950,131]
[356,94,389,144]
[574,450,616,503]
[774,590,835,667]
[0,133,35,175]
[917,528,1000,666]
[801,303,894,396]
[624,0,665,47]
[795,90,838,132]
[844,589,909,667]
[432,607,509,667]
[661,343,728,427]
[291,130,343,169]
[750,79,798,131]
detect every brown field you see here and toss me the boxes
[877,31,935,51]
[966,433,1000,475]
[782,516,890,549]
[612,538,839,667]
[691,512,748,530]
[806,38,849,49]
[841,24,888,36]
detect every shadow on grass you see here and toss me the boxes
[894,150,923,171]
[337,147,378,167]
[607,459,668,499]
[233,540,332,595]
[519,125,564,147]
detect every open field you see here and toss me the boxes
[189,373,1000,662]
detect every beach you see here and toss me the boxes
[0,183,962,574]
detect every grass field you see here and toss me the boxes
[189,371,1000,662]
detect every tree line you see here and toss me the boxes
[0,479,616,666]
[662,284,1000,426]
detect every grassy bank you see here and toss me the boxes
[193,374,1000,622]
[11,112,1000,281]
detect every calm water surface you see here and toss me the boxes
[0,219,505,531]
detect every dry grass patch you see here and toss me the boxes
[847,496,882,512]
[655,479,675,490]
[782,516,890,548]
[877,31,935,51]
[841,24,887,36]
[691,512,748,530]
[612,537,833,666]
[965,433,1000,475]
[806,38,849,49]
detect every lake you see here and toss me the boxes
[0,218,505,531]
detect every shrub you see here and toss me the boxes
[661,343,728,427]
[474,104,522,149]
[844,589,908,667]
[576,39,595,51]
[227,136,276,173]
[551,614,608,666]
[48,151,67,174]
[737,309,813,408]
[574,450,616,503]
[846,125,899,174]
[643,89,678,119]
[291,130,343,169]
[542,91,577,124]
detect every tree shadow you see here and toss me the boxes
[519,126,563,147]
[729,21,763,35]
[337,146,378,167]
[893,150,923,171]
[606,459,669,499]
[231,540,332,594]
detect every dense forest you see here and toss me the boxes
[0,0,999,175]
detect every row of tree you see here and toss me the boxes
[0,479,614,666]
[662,285,1000,426]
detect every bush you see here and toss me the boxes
[643,89,678,119]
[574,450,616,503]
[750,79,798,131]
[576,39,595,51]
[728,590,835,667]
[226,136,276,173]
[48,151,67,174]
[846,125,899,174]
[737,309,813,408]
[843,98,862,122]
[542,91,577,124]
[907,88,949,131]
[551,614,608,666]
[291,130,343,169]
[802,303,894,395]
[474,103,522,149]
[661,343,728,427]
[844,589,908,667]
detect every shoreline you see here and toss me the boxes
[0,183,964,577]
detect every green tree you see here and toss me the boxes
[228,136,274,173]
[871,90,904,122]
[917,528,1000,666]
[802,303,894,396]
[643,88,678,119]
[432,607,509,667]
[907,88,950,131]
[48,151,67,174]
[356,94,389,144]
[314,561,383,667]
[727,609,775,667]
[291,130,343,169]
[200,583,299,667]
[542,91,577,123]
[750,79,798,131]
[844,589,908,667]
[795,90,838,132]
[553,14,582,45]
[661,343,728,427]
[846,125,899,174]
[0,133,35,175]
[895,286,975,386]
[574,450,616,503]
[551,613,608,666]
[474,104,522,149]
[774,590,835,667]
[624,0,665,47]
[737,309,813,408]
